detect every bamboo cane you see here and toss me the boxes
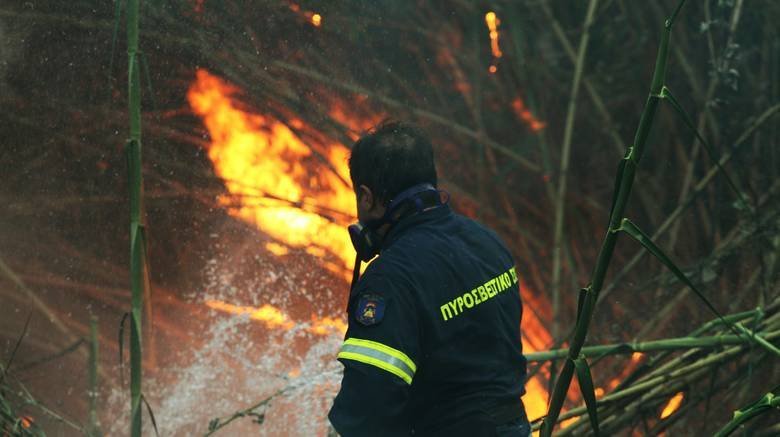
[126,0,145,435]
[713,388,780,437]
[535,330,779,431]
[526,330,777,362]
[540,2,687,434]
[550,0,599,343]
[87,316,101,436]
[539,315,778,434]
[598,102,780,304]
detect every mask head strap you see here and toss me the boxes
[349,183,442,280]
[384,183,438,218]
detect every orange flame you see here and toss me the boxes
[188,69,555,423]
[660,392,684,419]
[205,299,347,336]
[288,2,322,27]
[20,415,33,429]
[187,69,356,280]
[265,242,290,256]
[519,280,553,422]
[512,97,546,132]
[523,376,548,423]
[485,12,503,58]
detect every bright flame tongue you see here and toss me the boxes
[205,299,347,335]
[660,392,684,419]
[187,69,356,279]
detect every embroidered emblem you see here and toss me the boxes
[355,294,385,326]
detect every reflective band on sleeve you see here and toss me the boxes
[337,338,416,385]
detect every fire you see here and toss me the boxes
[205,299,347,336]
[519,280,553,422]
[485,11,502,73]
[512,97,546,132]
[20,415,33,429]
[484,12,503,58]
[307,315,348,336]
[327,99,384,136]
[189,69,555,424]
[265,242,290,256]
[660,392,684,419]
[288,2,322,27]
[523,376,548,424]
[187,69,356,281]
[205,299,295,330]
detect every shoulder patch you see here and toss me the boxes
[355,294,386,326]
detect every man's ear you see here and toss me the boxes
[357,185,374,210]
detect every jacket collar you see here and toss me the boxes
[380,204,452,252]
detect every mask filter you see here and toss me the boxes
[349,184,439,259]
[348,221,380,263]
[347,183,446,292]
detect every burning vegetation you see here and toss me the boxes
[187,69,356,280]
[1,0,780,436]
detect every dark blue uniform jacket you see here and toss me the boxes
[329,204,528,436]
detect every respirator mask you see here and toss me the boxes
[347,183,444,289]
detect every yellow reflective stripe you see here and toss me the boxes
[337,338,417,385]
[338,351,413,385]
[343,338,416,372]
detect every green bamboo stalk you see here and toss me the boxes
[526,329,779,362]
[635,312,780,387]
[536,330,780,429]
[598,103,780,303]
[714,389,780,437]
[551,0,599,342]
[540,2,686,435]
[622,307,765,382]
[126,0,144,435]
[733,323,780,357]
[560,320,780,435]
[87,316,102,436]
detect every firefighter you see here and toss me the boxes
[328,122,530,437]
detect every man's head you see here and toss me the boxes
[349,121,437,222]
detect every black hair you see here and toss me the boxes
[348,121,437,205]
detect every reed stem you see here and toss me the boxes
[537,330,779,429]
[87,316,101,436]
[551,0,599,343]
[713,389,780,437]
[526,329,778,362]
[540,2,685,434]
[126,0,144,435]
